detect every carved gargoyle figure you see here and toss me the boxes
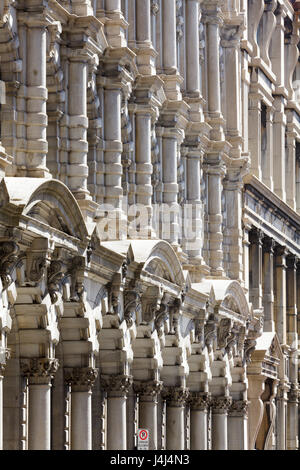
[68,256,85,302]
[0,241,19,289]
[195,318,205,351]
[154,294,170,335]
[169,297,182,335]
[204,314,218,353]
[244,316,263,364]
[124,290,141,327]
[225,323,240,357]
[48,259,64,304]
[217,318,233,350]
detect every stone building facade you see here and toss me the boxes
[0,0,300,451]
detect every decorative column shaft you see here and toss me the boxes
[162,387,189,450]
[287,387,298,450]
[276,384,287,450]
[68,51,90,200]
[228,400,249,450]
[273,96,286,202]
[262,237,275,332]
[186,0,200,94]
[189,392,209,450]
[102,374,133,450]
[270,4,286,90]
[21,358,59,450]
[0,361,5,450]
[103,85,123,210]
[162,0,177,71]
[261,107,274,190]
[134,380,163,450]
[249,228,263,310]
[26,21,49,177]
[65,367,98,450]
[211,396,232,450]
[204,157,225,277]
[222,174,244,281]
[185,150,203,259]
[286,132,296,210]
[274,246,287,345]
[286,255,298,347]
[247,375,265,450]
[248,94,262,180]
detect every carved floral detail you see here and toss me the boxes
[211,396,232,414]
[189,392,210,411]
[21,358,59,382]
[134,380,163,397]
[101,374,133,395]
[0,241,19,289]
[162,387,189,406]
[64,367,98,391]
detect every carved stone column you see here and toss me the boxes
[134,380,163,450]
[211,396,232,450]
[162,0,177,72]
[189,392,210,450]
[287,386,299,450]
[102,374,133,450]
[67,45,91,201]
[21,14,49,177]
[186,0,200,94]
[228,400,249,450]
[276,384,288,450]
[247,375,265,450]
[286,130,297,210]
[65,367,98,450]
[286,255,298,347]
[270,4,286,91]
[263,237,275,332]
[203,1,224,141]
[21,358,59,450]
[0,360,6,450]
[203,156,225,277]
[248,93,262,180]
[260,0,276,68]
[249,228,264,310]
[162,387,189,450]
[262,107,274,190]
[274,246,287,345]
[273,96,286,202]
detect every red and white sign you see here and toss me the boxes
[138,429,149,450]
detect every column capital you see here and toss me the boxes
[189,392,210,411]
[211,396,232,414]
[134,379,163,400]
[274,245,288,265]
[263,236,276,254]
[228,399,249,417]
[162,386,189,407]
[288,385,299,404]
[21,358,59,384]
[286,254,298,270]
[249,228,264,246]
[101,374,133,397]
[64,367,98,392]
[0,240,19,290]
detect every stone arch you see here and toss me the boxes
[2,178,88,240]
[128,240,185,287]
